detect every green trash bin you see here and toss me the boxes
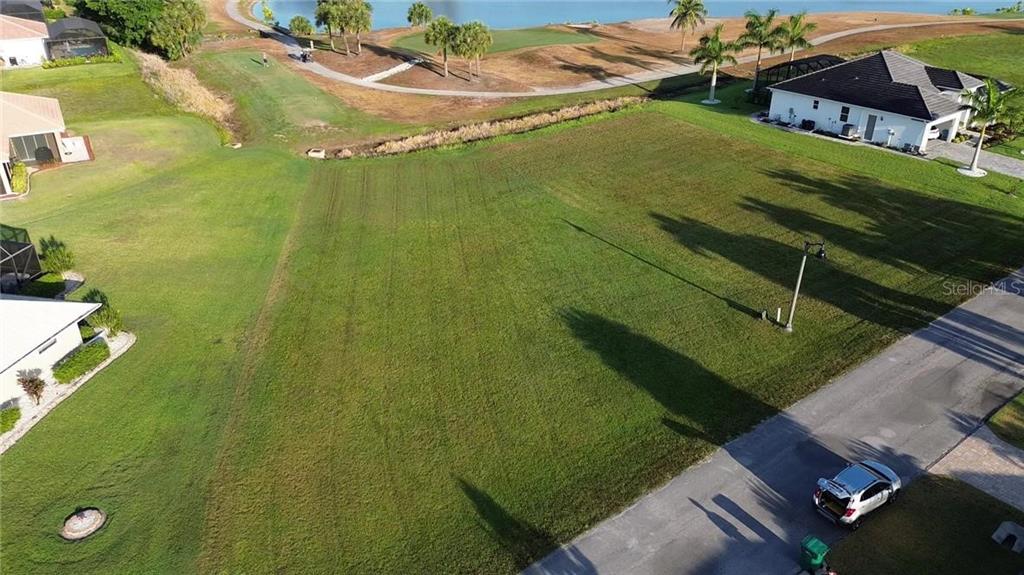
[799,535,830,572]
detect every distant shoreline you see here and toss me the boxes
[251,1,1001,33]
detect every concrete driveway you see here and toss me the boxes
[928,140,1024,179]
[525,269,1024,575]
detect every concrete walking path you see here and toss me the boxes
[525,269,1024,575]
[928,140,1024,180]
[224,3,1022,99]
[931,425,1024,511]
[362,58,423,82]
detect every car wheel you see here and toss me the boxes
[889,489,899,504]
[850,518,862,531]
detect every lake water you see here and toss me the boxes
[261,1,1010,30]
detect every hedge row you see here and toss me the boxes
[10,162,27,194]
[42,53,121,69]
[53,340,110,385]
[0,407,20,434]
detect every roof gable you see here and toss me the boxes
[0,91,65,163]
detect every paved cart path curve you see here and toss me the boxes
[524,268,1024,575]
[224,3,1023,99]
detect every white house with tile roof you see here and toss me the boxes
[0,11,48,67]
[767,51,989,153]
[0,90,67,194]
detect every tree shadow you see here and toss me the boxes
[456,478,574,571]
[752,169,1024,280]
[561,309,777,446]
[561,219,758,318]
[537,303,1021,573]
[651,212,948,331]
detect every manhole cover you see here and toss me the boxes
[60,508,106,541]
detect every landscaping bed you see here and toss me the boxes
[52,340,111,385]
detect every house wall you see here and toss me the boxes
[0,323,84,406]
[0,38,47,67]
[768,90,931,149]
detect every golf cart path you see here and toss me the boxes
[225,3,1023,99]
[525,268,1024,575]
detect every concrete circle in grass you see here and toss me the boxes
[60,508,106,541]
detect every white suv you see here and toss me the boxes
[813,460,901,529]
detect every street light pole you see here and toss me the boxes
[784,240,826,333]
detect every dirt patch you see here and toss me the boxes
[203,0,252,35]
[367,12,974,91]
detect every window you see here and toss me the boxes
[10,133,55,162]
[839,106,851,123]
[812,100,820,110]
[861,483,886,500]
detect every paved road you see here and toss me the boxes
[224,3,1023,99]
[928,140,1024,179]
[525,269,1024,575]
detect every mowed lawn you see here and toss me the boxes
[832,475,1024,574]
[192,49,402,145]
[197,94,1024,572]
[3,56,1024,575]
[394,26,597,55]
[902,31,1024,157]
[0,60,311,572]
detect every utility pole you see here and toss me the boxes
[785,240,826,333]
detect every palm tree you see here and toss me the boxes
[689,23,740,104]
[737,8,785,92]
[425,16,457,77]
[960,79,1014,175]
[349,0,373,55]
[315,0,341,51]
[778,11,817,62]
[456,21,492,79]
[407,1,432,27]
[668,0,708,54]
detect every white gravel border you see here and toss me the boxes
[0,331,136,455]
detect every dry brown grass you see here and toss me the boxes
[367,96,644,156]
[135,50,233,129]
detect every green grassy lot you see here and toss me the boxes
[832,475,1024,574]
[394,26,597,55]
[197,86,1023,572]
[191,50,401,145]
[0,59,311,573]
[901,31,1024,158]
[3,57,1024,575]
[990,391,1024,448]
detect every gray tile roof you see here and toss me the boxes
[770,50,985,121]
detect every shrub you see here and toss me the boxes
[17,372,46,405]
[83,289,125,335]
[42,53,122,69]
[10,162,27,194]
[43,7,67,20]
[0,407,20,434]
[135,51,232,125]
[370,96,644,156]
[52,340,111,385]
[39,235,75,274]
[79,322,97,341]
